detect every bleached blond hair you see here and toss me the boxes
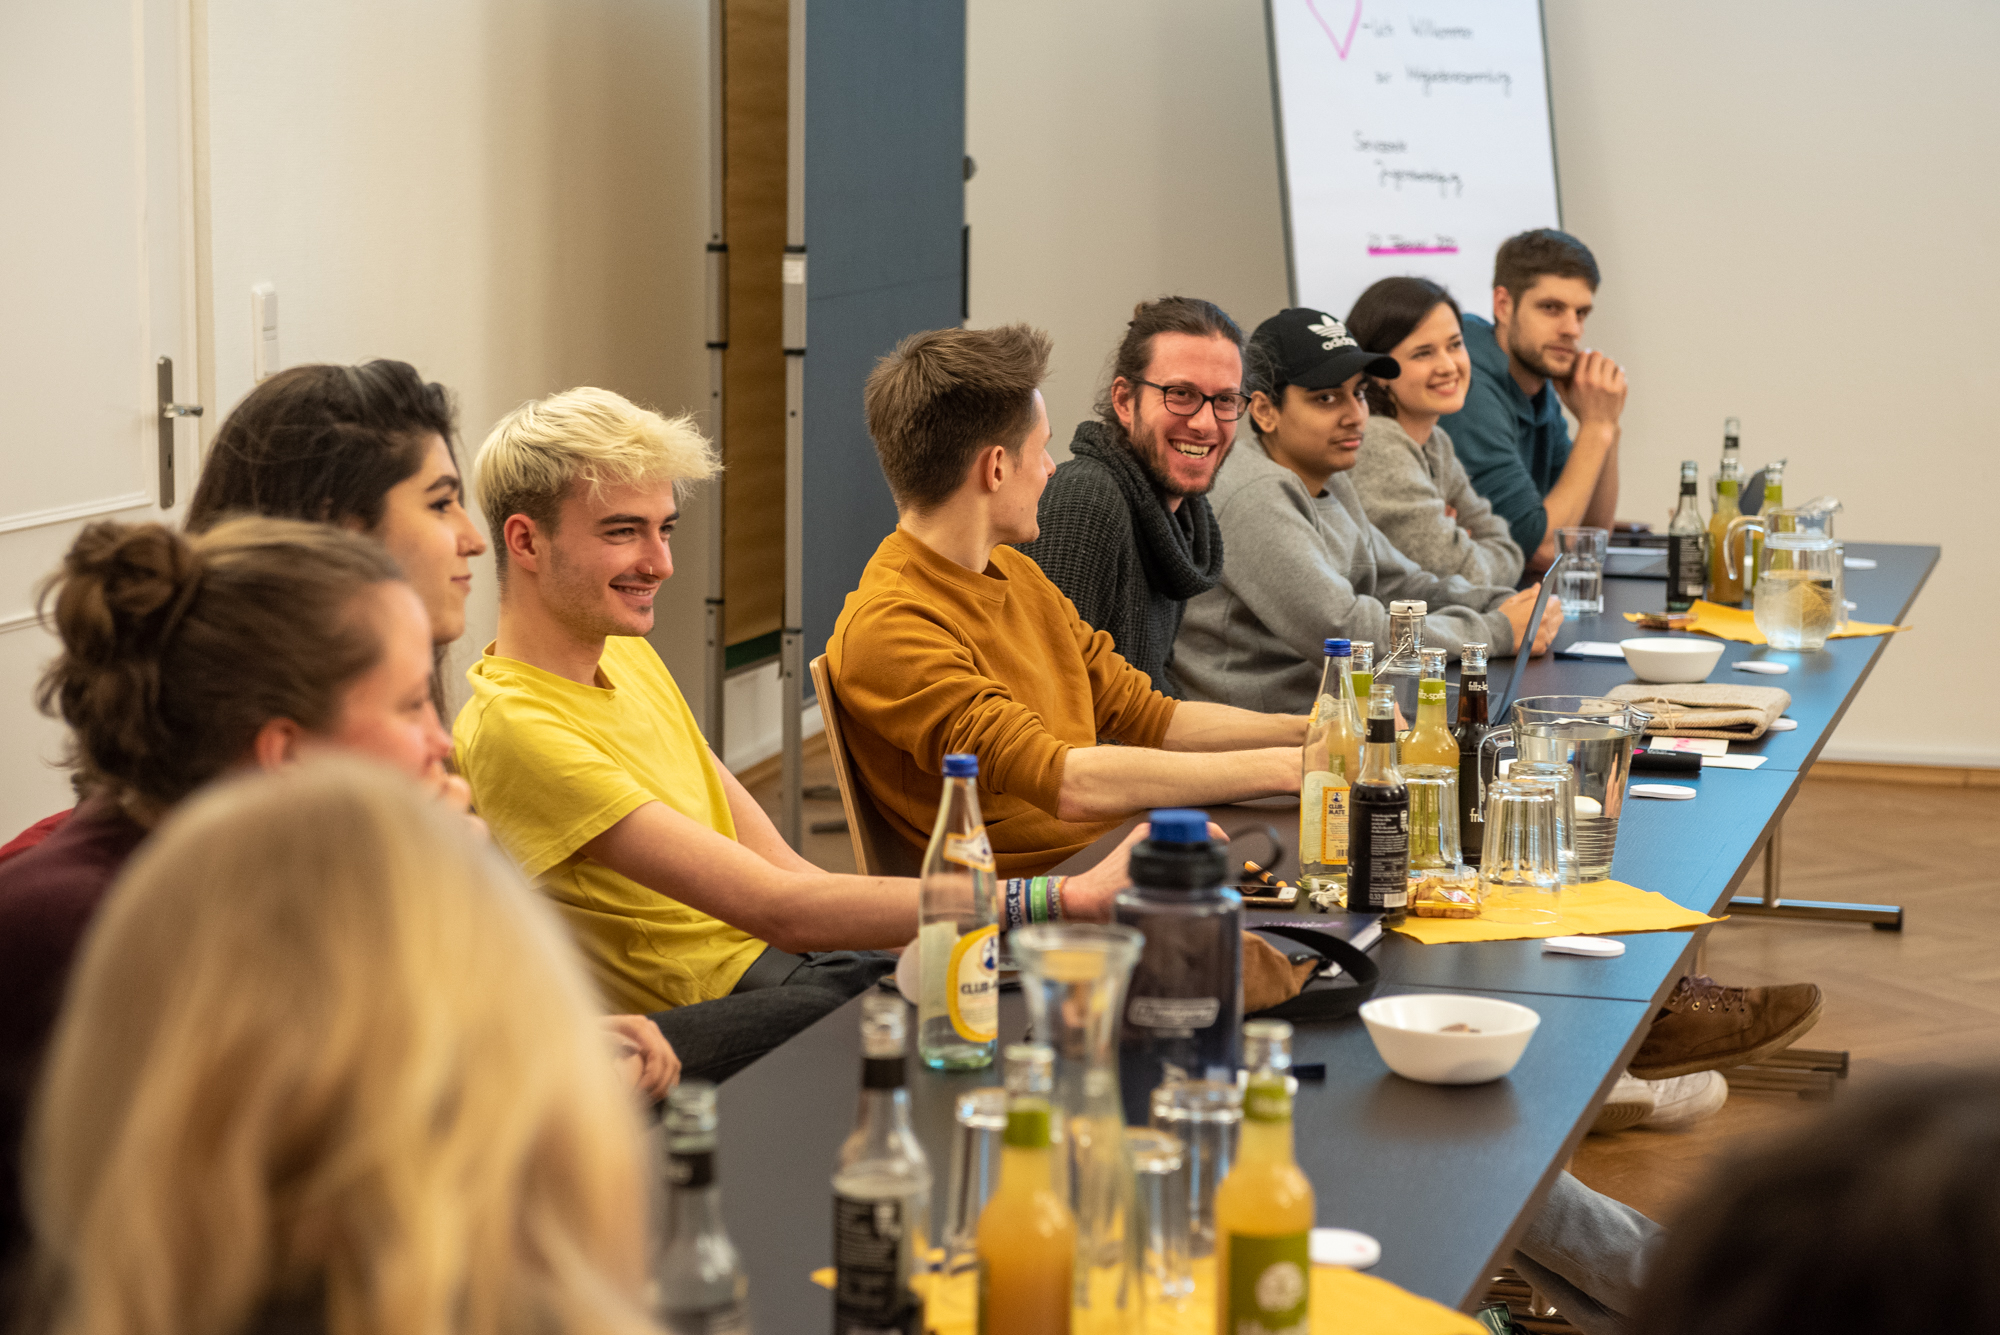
[26,756,659,1335]
[473,386,720,577]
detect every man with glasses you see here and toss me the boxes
[1019,297,1245,696]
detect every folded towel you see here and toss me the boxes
[1605,682,1791,740]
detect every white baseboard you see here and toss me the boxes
[1819,741,2000,770]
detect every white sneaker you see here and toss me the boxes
[1590,1073,1656,1134]
[1637,1069,1729,1130]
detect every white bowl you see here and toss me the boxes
[1619,636,1725,683]
[1358,994,1541,1084]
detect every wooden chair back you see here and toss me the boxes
[809,654,923,878]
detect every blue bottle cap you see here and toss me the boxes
[1325,638,1351,656]
[942,753,978,778]
[1147,809,1209,844]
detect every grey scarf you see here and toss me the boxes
[1068,421,1225,600]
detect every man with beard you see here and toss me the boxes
[1441,229,1628,571]
[1018,297,1241,696]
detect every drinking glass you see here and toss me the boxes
[1557,527,1608,617]
[1479,780,1563,924]
[941,1087,1009,1276]
[1402,764,1462,871]
[1126,1127,1191,1303]
[1148,1079,1241,1267]
[1508,760,1578,884]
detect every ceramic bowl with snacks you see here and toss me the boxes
[1359,993,1541,1084]
[1619,636,1725,684]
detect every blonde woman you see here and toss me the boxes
[24,757,659,1335]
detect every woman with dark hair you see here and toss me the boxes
[187,360,487,647]
[1637,1068,2000,1335]
[1345,278,1525,586]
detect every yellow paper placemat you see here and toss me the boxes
[1625,599,1907,645]
[810,1258,1485,1333]
[1391,878,1721,944]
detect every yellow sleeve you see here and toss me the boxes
[454,696,655,880]
[835,595,1073,817]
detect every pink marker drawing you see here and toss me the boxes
[1369,244,1460,255]
[1306,0,1363,60]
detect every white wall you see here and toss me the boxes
[966,0,1995,767]
[199,0,716,721]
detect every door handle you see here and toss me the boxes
[155,356,202,508]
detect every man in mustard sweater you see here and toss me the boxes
[828,325,1308,875]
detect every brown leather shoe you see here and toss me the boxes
[1628,974,1823,1080]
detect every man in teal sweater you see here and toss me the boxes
[1441,229,1628,572]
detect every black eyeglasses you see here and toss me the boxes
[1133,379,1250,422]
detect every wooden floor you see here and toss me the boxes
[743,750,2000,1230]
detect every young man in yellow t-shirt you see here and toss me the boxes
[828,325,1309,876]
[455,388,1143,1060]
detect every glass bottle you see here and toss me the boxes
[1116,809,1242,1123]
[1213,1021,1314,1335]
[1299,639,1358,893]
[1450,643,1491,864]
[1009,923,1145,1334]
[918,753,998,1070]
[976,1043,1075,1335]
[833,994,931,1335]
[1349,641,1374,708]
[655,1082,751,1335]
[1346,682,1408,921]
[1666,460,1706,613]
[1399,647,1457,769]
[1708,421,1745,605]
[1376,601,1426,731]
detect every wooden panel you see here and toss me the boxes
[721,0,787,645]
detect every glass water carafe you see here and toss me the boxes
[1010,923,1145,1334]
[1725,506,1843,651]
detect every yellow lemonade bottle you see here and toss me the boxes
[1399,647,1458,769]
[976,1043,1074,1334]
[1214,1020,1314,1335]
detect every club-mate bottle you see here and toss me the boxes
[975,1043,1074,1334]
[833,994,930,1335]
[1300,639,1360,891]
[1214,1020,1314,1335]
[654,1082,751,1335]
[1347,682,1409,921]
[1666,460,1707,613]
[1451,643,1491,864]
[1708,420,1746,605]
[918,753,998,1070]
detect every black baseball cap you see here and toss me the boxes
[1251,308,1400,391]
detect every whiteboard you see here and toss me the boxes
[1265,0,1561,319]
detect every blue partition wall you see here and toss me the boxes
[800,0,966,672]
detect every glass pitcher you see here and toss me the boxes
[1011,922,1145,1333]
[1725,506,1843,650]
[1795,497,1848,633]
[1479,696,1652,883]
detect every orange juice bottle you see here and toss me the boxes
[976,1043,1074,1333]
[1214,1021,1314,1335]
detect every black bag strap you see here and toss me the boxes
[1246,924,1380,1023]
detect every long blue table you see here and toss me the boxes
[715,541,1937,1324]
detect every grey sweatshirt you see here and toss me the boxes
[1350,416,1524,587]
[1175,439,1518,715]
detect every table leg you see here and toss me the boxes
[1727,817,1904,930]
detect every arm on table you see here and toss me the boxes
[1164,699,1306,751]
[1056,742,1298,824]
